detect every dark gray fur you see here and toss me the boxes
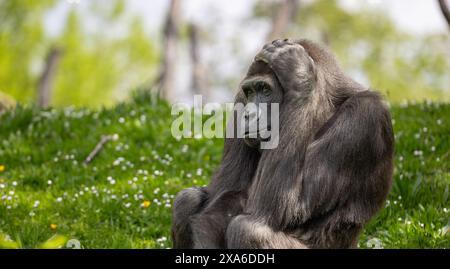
[172,39,394,249]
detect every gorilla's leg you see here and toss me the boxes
[190,213,228,249]
[226,215,307,249]
[190,191,246,249]
[172,187,207,248]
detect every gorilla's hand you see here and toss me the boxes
[255,39,316,94]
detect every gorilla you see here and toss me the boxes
[172,38,394,249]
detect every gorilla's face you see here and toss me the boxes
[240,61,283,148]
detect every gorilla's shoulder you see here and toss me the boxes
[337,90,394,152]
[342,90,391,118]
[315,90,392,142]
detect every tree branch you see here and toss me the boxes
[158,0,182,102]
[189,23,208,99]
[84,135,112,164]
[37,47,63,108]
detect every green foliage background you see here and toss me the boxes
[0,0,158,107]
[1,0,449,107]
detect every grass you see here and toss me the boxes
[0,92,448,249]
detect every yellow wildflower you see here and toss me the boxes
[0,165,5,172]
[142,200,151,208]
[50,223,58,230]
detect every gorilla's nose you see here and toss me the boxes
[244,105,261,121]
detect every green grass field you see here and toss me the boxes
[0,92,448,249]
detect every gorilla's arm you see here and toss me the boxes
[187,125,260,248]
[172,117,260,249]
[300,91,394,226]
[226,91,394,248]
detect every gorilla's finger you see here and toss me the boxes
[261,43,276,53]
[272,39,285,47]
[254,49,272,64]
[254,54,269,64]
[262,42,273,50]
[283,38,296,45]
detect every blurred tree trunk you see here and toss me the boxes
[159,0,181,102]
[438,0,450,31]
[37,47,62,108]
[189,23,208,99]
[266,0,299,42]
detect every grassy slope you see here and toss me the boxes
[0,92,448,249]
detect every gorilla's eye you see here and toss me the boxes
[244,87,255,97]
[262,87,272,96]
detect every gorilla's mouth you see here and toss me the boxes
[244,128,272,142]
